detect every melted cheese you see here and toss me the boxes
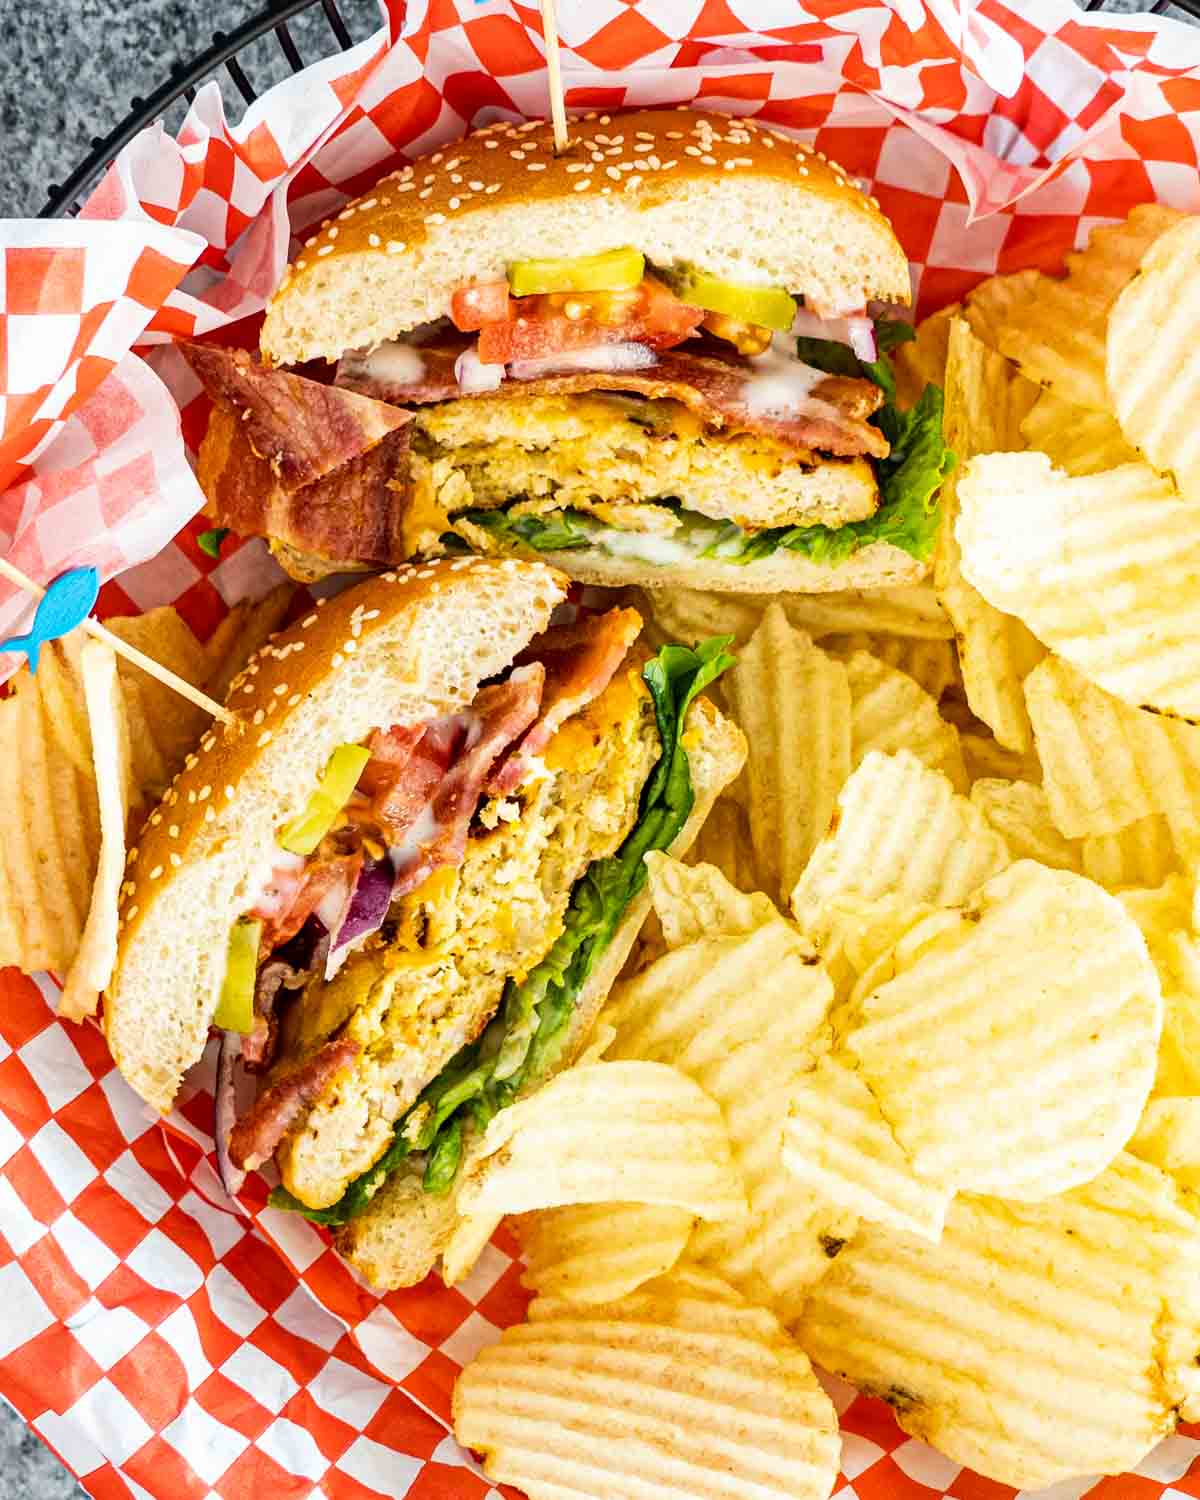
[544,665,647,775]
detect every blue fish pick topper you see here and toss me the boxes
[0,566,101,672]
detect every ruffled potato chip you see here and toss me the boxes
[59,642,132,1022]
[725,606,851,905]
[992,206,1183,412]
[791,750,1010,974]
[846,861,1161,1200]
[1025,654,1200,838]
[823,630,959,702]
[644,582,953,649]
[457,1061,745,1222]
[844,650,966,789]
[645,851,778,951]
[604,923,847,1322]
[515,1201,696,1304]
[968,777,1081,871]
[1020,389,1139,475]
[798,1154,1200,1488]
[782,1051,951,1240]
[936,318,1044,753]
[455,1266,841,1500]
[958,452,1200,721]
[1107,212,1200,499]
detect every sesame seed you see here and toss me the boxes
[510,150,526,160]
[204,806,215,823]
[170,853,182,869]
[328,227,338,240]
[486,184,501,194]
[468,180,484,191]
[168,824,179,837]
[387,240,406,254]
[361,197,378,210]
[684,145,702,157]
[396,182,415,193]
[252,708,265,725]
[317,244,333,258]
[418,187,432,199]
[127,905,138,919]
[484,140,498,149]
[288,693,302,707]
[665,130,684,139]
[149,865,163,880]
[301,613,317,628]
[257,732,273,748]
[573,180,590,192]
[700,155,716,166]
[199,786,211,801]
[344,639,358,654]
[426,213,446,225]
[448,196,461,208]
[447,156,462,168]
[226,785,235,800]
[635,130,655,141]
[295,259,307,270]
[127,848,138,865]
[368,233,380,248]
[527,163,546,173]
[628,175,643,190]
[605,166,621,181]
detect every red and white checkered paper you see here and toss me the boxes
[6,2,1200,1495]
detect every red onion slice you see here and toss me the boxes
[791,308,877,362]
[334,856,395,951]
[215,1030,247,1198]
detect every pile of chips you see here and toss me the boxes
[445,203,1200,1497]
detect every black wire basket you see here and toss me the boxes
[39,0,1200,218]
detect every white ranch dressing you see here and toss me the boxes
[741,339,838,420]
[588,528,700,567]
[352,340,426,387]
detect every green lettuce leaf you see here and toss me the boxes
[269,634,735,1226]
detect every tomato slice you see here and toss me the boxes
[450,280,512,332]
[472,276,705,365]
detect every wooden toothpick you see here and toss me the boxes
[0,555,235,725]
[539,0,570,154]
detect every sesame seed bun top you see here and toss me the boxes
[104,556,568,1113]
[261,107,910,367]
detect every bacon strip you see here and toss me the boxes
[393,665,546,896]
[335,339,887,458]
[489,608,642,795]
[228,1036,361,1171]
[182,342,411,489]
[197,403,412,572]
[252,850,363,951]
[358,721,459,847]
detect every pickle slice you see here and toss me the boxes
[508,247,645,296]
[669,266,796,332]
[280,742,371,856]
[214,918,264,1033]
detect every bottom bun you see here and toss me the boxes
[334,695,746,1290]
[266,538,927,595]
